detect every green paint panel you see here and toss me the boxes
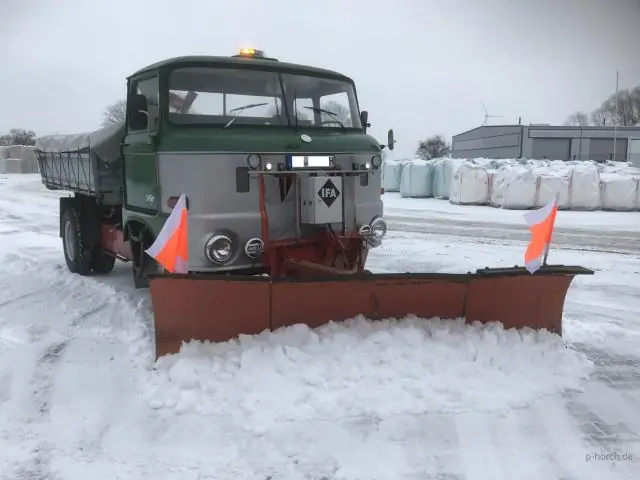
[122,210,167,239]
[122,131,159,211]
[158,128,381,154]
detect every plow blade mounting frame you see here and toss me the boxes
[149,265,594,358]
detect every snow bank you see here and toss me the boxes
[392,157,640,211]
[143,315,592,427]
[400,159,433,197]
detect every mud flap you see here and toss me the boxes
[148,265,593,358]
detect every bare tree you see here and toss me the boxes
[101,99,127,126]
[267,100,351,124]
[321,101,350,124]
[563,111,590,126]
[0,128,37,146]
[567,84,640,127]
[416,135,451,160]
[596,86,640,126]
[589,108,611,126]
[266,103,310,122]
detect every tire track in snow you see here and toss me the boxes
[11,341,69,480]
[0,287,51,309]
[394,413,462,479]
[6,302,110,480]
[490,409,575,480]
[560,346,640,479]
[532,396,613,480]
[454,413,506,480]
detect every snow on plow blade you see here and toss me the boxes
[148,265,593,358]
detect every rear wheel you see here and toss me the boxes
[91,249,116,274]
[61,206,93,275]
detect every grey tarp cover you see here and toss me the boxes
[34,121,126,164]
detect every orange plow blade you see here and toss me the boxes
[148,265,593,358]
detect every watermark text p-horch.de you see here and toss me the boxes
[585,452,633,462]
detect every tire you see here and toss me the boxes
[61,205,93,275]
[91,249,116,274]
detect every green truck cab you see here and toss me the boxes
[35,48,395,287]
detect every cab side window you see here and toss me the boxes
[128,76,159,132]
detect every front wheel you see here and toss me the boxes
[131,238,166,289]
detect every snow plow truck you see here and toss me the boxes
[35,48,593,358]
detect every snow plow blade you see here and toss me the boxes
[148,265,593,358]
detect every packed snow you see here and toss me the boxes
[1,174,640,479]
[384,157,640,211]
[145,318,592,423]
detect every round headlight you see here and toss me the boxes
[205,234,233,263]
[265,162,273,171]
[371,155,382,169]
[370,217,387,239]
[247,154,261,170]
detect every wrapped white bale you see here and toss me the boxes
[536,169,571,209]
[568,164,601,210]
[449,162,490,205]
[382,161,403,192]
[400,159,433,198]
[490,165,538,209]
[599,173,637,211]
[431,157,465,199]
[469,157,516,169]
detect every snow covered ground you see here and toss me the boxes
[1,174,639,479]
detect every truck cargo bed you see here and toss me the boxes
[35,122,125,205]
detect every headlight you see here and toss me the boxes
[371,155,382,169]
[246,154,261,170]
[370,217,387,239]
[205,234,233,263]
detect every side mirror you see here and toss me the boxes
[128,94,149,130]
[387,129,395,151]
[360,110,371,132]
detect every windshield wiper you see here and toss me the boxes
[303,106,345,129]
[224,102,269,128]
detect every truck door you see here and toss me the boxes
[123,75,160,214]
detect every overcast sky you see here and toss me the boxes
[2,0,639,157]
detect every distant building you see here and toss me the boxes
[451,125,640,166]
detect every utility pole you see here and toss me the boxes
[613,70,619,161]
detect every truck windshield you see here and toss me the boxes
[168,67,362,130]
